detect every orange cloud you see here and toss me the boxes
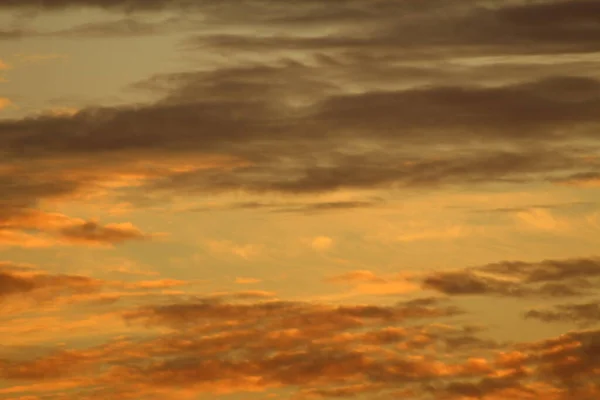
[206,240,262,259]
[311,236,333,251]
[235,277,261,284]
[0,267,102,310]
[0,230,55,248]
[515,208,568,232]
[2,280,599,400]
[0,97,12,110]
[554,172,600,188]
[327,270,386,284]
[326,270,419,297]
[58,221,150,246]
[0,210,153,248]
[124,279,188,290]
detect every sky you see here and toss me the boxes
[1,0,600,399]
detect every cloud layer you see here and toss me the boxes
[2,1,600,399]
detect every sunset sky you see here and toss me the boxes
[1,1,600,399]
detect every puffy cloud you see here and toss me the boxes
[3,255,600,399]
[3,288,599,400]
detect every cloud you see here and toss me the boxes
[0,267,101,303]
[58,221,150,246]
[189,199,385,214]
[103,296,466,396]
[0,210,153,248]
[0,349,93,381]
[1,59,600,205]
[515,208,568,231]
[422,257,600,298]
[423,271,528,297]
[53,18,167,37]
[124,279,188,290]
[124,296,461,330]
[525,300,600,327]
[2,257,600,400]
[311,236,333,251]
[173,0,600,74]
[235,277,261,284]
[3,289,597,400]
[0,263,203,318]
[207,290,276,301]
[326,270,419,296]
[45,107,80,117]
[0,0,191,12]
[206,240,262,259]
[50,16,201,38]
[0,98,12,110]
[0,1,599,398]
[554,171,600,188]
[2,0,600,62]
[278,199,384,213]
[327,270,387,284]
[396,225,469,242]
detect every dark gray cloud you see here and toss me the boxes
[189,199,385,213]
[525,300,600,326]
[2,62,599,199]
[1,1,599,217]
[482,258,600,284]
[470,201,597,214]
[3,0,600,59]
[126,296,462,329]
[0,29,28,40]
[431,374,532,399]
[274,199,384,213]
[1,72,599,207]
[53,18,170,37]
[185,0,600,58]
[423,271,527,297]
[7,71,600,157]
[313,76,600,142]
[145,148,584,195]
[508,329,600,393]
[552,171,600,186]
[0,0,197,12]
[422,257,600,298]
[0,174,80,211]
